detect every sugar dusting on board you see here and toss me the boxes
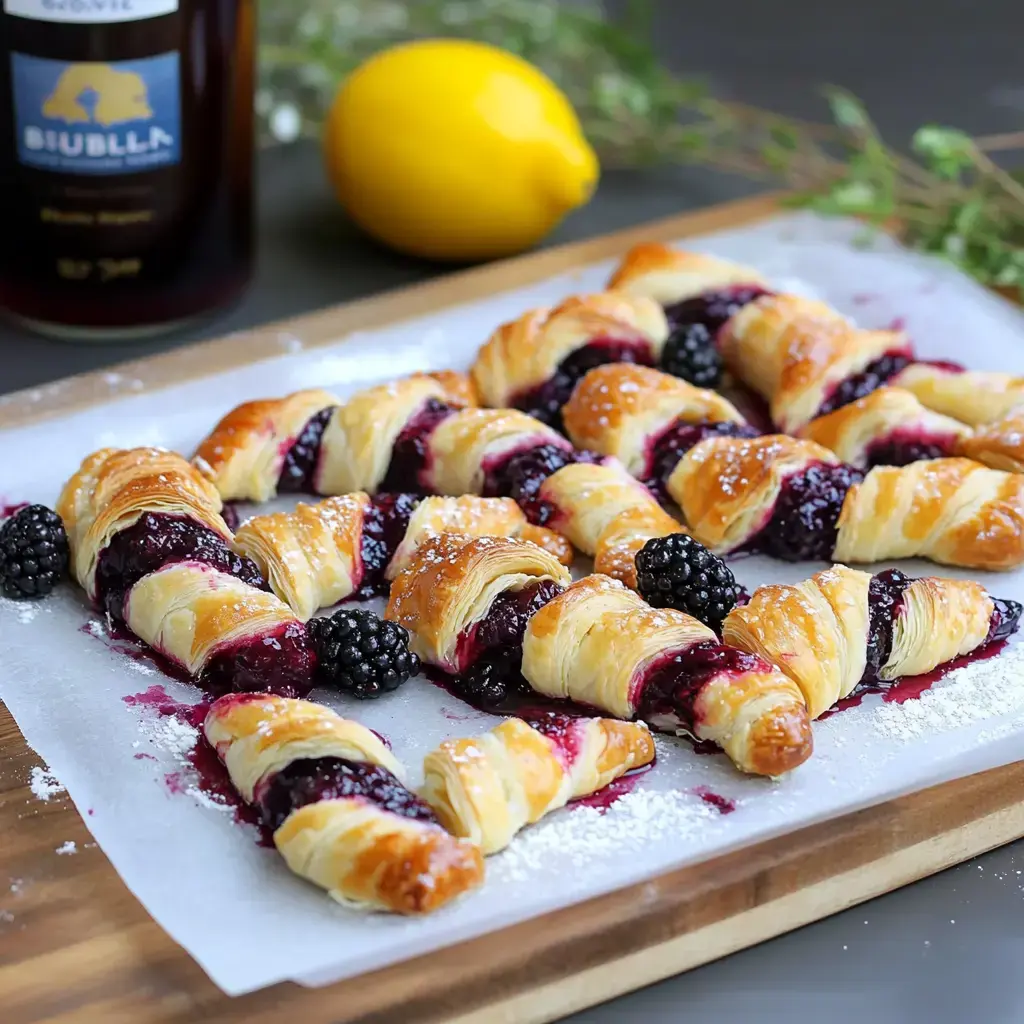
[28,766,65,802]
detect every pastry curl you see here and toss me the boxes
[834,458,1024,571]
[234,493,573,620]
[723,565,1018,718]
[720,294,911,433]
[125,563,315,696]
[421,715,655,854]
[892,364,1024,426]
[521,575,812,776]
[957,407,1024,473]
[204,694,484,914]
[607,243,768,305]
[470,293,669,415]
[56,446,234,603]
[800,387,970,469]
[384,534,571,673]
[562,363,745,476]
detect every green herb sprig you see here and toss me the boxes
[258,0,1024,299]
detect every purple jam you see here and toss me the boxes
[378,398,459,493]
[512,340,656,430]
[526,711,586,766]
[256,756,438,833]
[357,493,420,598]
[277,406,335,493]
[458,578,565,668]
[643,420,760,504]
[662,285,769,338]
[814,353,913,419]
[862,568,913,685]
[636,640,768,734]
[987,597,1023,644]
[752,462,863,561]
[864,434,955,468]
[201,622,317,698]
[484,443,602,524]
[95,511,267,619]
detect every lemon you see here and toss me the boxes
[323,39,599,262]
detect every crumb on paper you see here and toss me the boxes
[55,841,76,856]
[28,766,65,802]
[0,910,14,923]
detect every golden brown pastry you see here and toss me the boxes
[521,575,812,776]
[470,293,669,423]
[801,387,970,469]
[204,694,484,914]
[957,406,1024,473]
[562,363,747,477]
[421,715,655,854]
[892,364,1024,426]
[719,293,911,433]
[233,493,573,620]
[723,565,1020,718]
[607,243,768,304]
[385,534,572,674]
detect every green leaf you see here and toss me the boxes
[913,125,976,179]
[823,86,871,131]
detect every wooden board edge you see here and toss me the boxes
[449,801,1024,1024]
[0,192,782,430]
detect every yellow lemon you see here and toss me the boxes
[323,39,599,262]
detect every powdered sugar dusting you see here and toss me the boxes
[55,841,76,856]
[29,766,65,802]
[872,644,1024,742]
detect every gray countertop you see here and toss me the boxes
[2,2,1023,1021]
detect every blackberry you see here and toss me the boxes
[456,657,527,708]
[635,533,742,633]
[660,323,724,388]
[308,609,419,698]
[0,504,69,599]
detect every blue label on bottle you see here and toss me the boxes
[10,51,181,175]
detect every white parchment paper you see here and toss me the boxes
[3,212,1024,996]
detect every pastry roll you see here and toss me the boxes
[957,407,1024,473]
[891,363,1024,426]
[204,694,484,914]
[723,565,1021,718]
[562,363,747,477]
[470,293,669,425]
[521,575,812,776]
[720,293,912,433]
[234,493,573,620]
[801,387,970,469]
[126,563,316,696]
[385,534,572,674]
[421,715,655,854]
[533,462,684,586]
[56,447,258,610]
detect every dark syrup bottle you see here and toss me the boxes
[0,0,254,339]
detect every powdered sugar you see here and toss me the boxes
[55,841,76,855]
[139,714,199,758]
[28,766,65,802]
[872,644,1024,742]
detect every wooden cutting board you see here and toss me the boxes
[2,193,1023,1024]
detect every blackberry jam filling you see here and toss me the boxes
[527,711,584,766]
[814,353,912,419]
[513,340,656,430]
[636,640,767,734]
[95,511,267,619]
[752,462,863,562]
[643,420,760,504]
[201,622,316,698]
[379,398,458,493]
[278,406,335,493]
[256,756,438,833]
[357,493,419,597]
[662,285,769,338]
[862,568,913,685]
[987,597,1023,645]
[484,443,602,524]
[864,433,955,468]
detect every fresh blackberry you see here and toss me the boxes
[660,323,724,388]
[456,657,527,708]
[635,533,742,633]
[308,609,419,698]
[0,504,69,599]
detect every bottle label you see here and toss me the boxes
[3,0,177,23]
[10,52,181,175]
